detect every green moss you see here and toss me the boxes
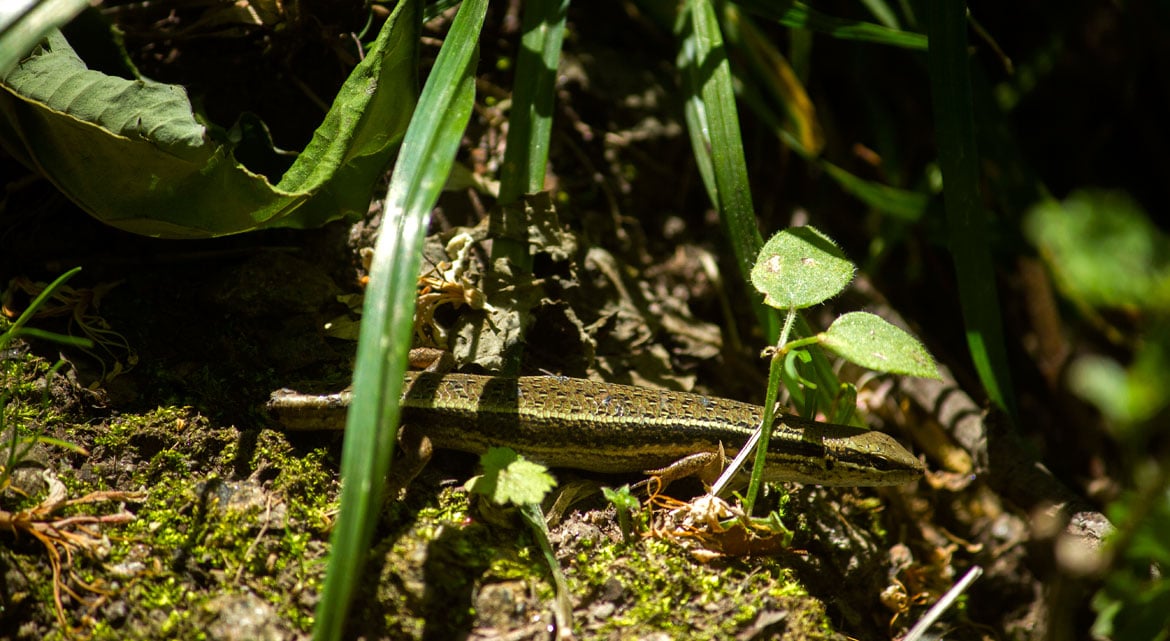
[1,354,74,515]
[92,406,193,449]
[553,513,834,640]
[360,476,841,641]
[0,353,62,440]
[10,394,340,640]
[854,495,892,539]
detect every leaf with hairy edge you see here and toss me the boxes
[821,312,940,378]
[751,226,854,309]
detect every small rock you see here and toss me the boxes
[204,592,290,641]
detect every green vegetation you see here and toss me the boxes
[60,411,337,639]
[739,225,938,509]
[1025,191,1170,641]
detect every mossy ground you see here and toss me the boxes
[1,347,336,639]
[2,337,906,639]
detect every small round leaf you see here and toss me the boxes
[751,226,855,309]
[821,312,940,378]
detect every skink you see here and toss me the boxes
[267,372,924,486]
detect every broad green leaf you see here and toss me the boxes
[751,226,854,309]
[1026,190,1170,429]
[821,311,940,378]
[466,447,557,506]
[1068,327,1170,427]
[0,12,417,238]
[1068,356,1139,426]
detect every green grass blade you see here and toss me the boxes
[715,23,927,223]
[721,4,824,156]
[819,159,928,221]
[310,0,486,638]
[0,0,90,75]
[518,502,574,633]
[734,0,927,50]
[925,1,1016,417]
[423,0,462,22]
[497,0,569,202]
[677,0,777,340]
[858,0,900,29]
[491,0,570,270]
[7,327,92,347]
[1,266,82,347]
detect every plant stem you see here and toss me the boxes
[744,308,796,513]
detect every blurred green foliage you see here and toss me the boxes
[1027,190,1170,640]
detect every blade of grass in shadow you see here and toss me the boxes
[423,0,462,22]
[819,160,928,221]
[733,0,927,50]
[2,266,82,341]
[310,1,486,639]
[2,266,93,350]
[858,0,900,30]
[736,75,928,224]
[721,4,824,156]
[925,1,1016,417]
[715,17,928,223]
[491,0,570,273]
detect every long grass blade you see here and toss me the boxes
[1,266,82,343]
[310,0,486,638]
[497,0,569,203]
[721,4,824,156]
[733,0,926,50]
[492,0,570,270]
[677,0,777,340]
[925,1,1016,417]
[858,0,900,30]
